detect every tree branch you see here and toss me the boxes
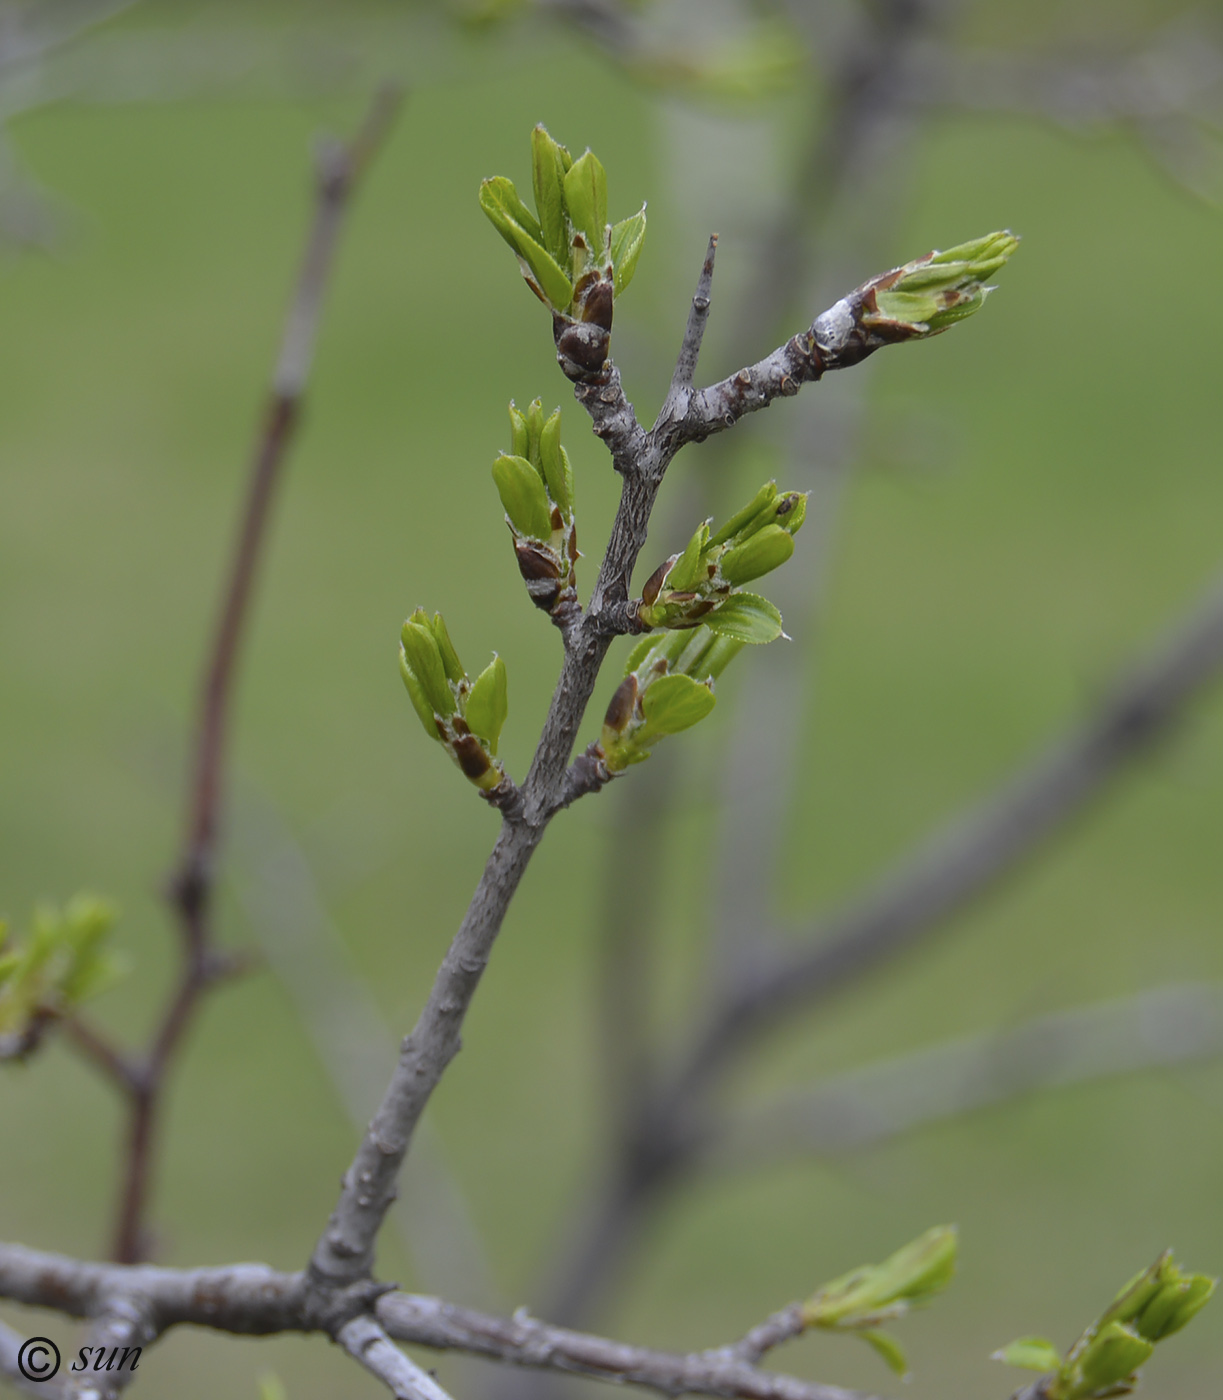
[338,1315,457,1400]
[376,1293,877,1400]
[309,236,954,1294]
[0,1243,885,1400]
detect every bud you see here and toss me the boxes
[637,483,807,631]
[538,409,574,518]
[398,612,509,792]
[719,524,795,586]
[480,127,646,372]
[861,230,1019,339]
[400,618,455,718]
[508,401,529,459]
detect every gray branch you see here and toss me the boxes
[61,1299,154,1400]
[376,1293,878,1400]
[0,1242,884,1400]
[308,238,935,1293]
[338,1315,456,1400]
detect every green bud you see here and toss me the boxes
[864,230,1019,337]
[531,124,570,264]
[466,654,508,756]
[538,409,574,516]
[1076,1323,1152,1396]
[719,524,795,586]
[493,453,553,540]
[610,206,647,297]
[400,619,455,717]
[1157,1274,1215,1339]
[508,401,529,459]
[563,149,609,261]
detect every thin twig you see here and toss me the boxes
[0,1240,883,1400]
[658,233,718,421]
[103,84,402,1266]
[62,1298,154,1400]
[338,1315,457,1400]
[308,242,946,1293]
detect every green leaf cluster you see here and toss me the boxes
[863,231,1019,338]
[599,624,746,773]
[479,125,646,319]
[493,399,580,617]
[800,1225,958,1377]
[637,481,806,634]
[400,609,508,791]
[0,897,125,1049]
[995,1250,1216,1399]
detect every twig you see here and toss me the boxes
[62,1298,155,1400]
[0,1241,883,1400]
[657,233,718,423]
[702,983,1223,1171]
[376,1294,875,1400]
[307,241,954,1292]
[99,84,401,1266]
[338,1315,456,1400]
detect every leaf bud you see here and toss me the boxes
[493,453,553,540]
[718,524,795,586]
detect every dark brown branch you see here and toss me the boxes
[103,85,401,1266]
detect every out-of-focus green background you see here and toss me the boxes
[3,1,1223,1396]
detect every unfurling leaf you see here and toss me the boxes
[638,673,716,740]
[610,207,647,296]
[862,230,1019,339]
[860,1330,908,1377]
[563,150,608,260]
[466,655,508,755]
[398,612,508,793]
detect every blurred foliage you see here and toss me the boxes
[2,2,1223,1399]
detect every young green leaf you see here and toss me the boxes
[493,453,553,540]
[609,206,647,296]
[563,150,608,259]
[860,1331,908,1377]
[466,655,508,756]
[400,619,455,717]
[400,650,440,738]
[531,124,570,263]
[703,593,784,645]
[637,673,716,739]
[993,1338,1063,1374]
[479,178,574,307]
